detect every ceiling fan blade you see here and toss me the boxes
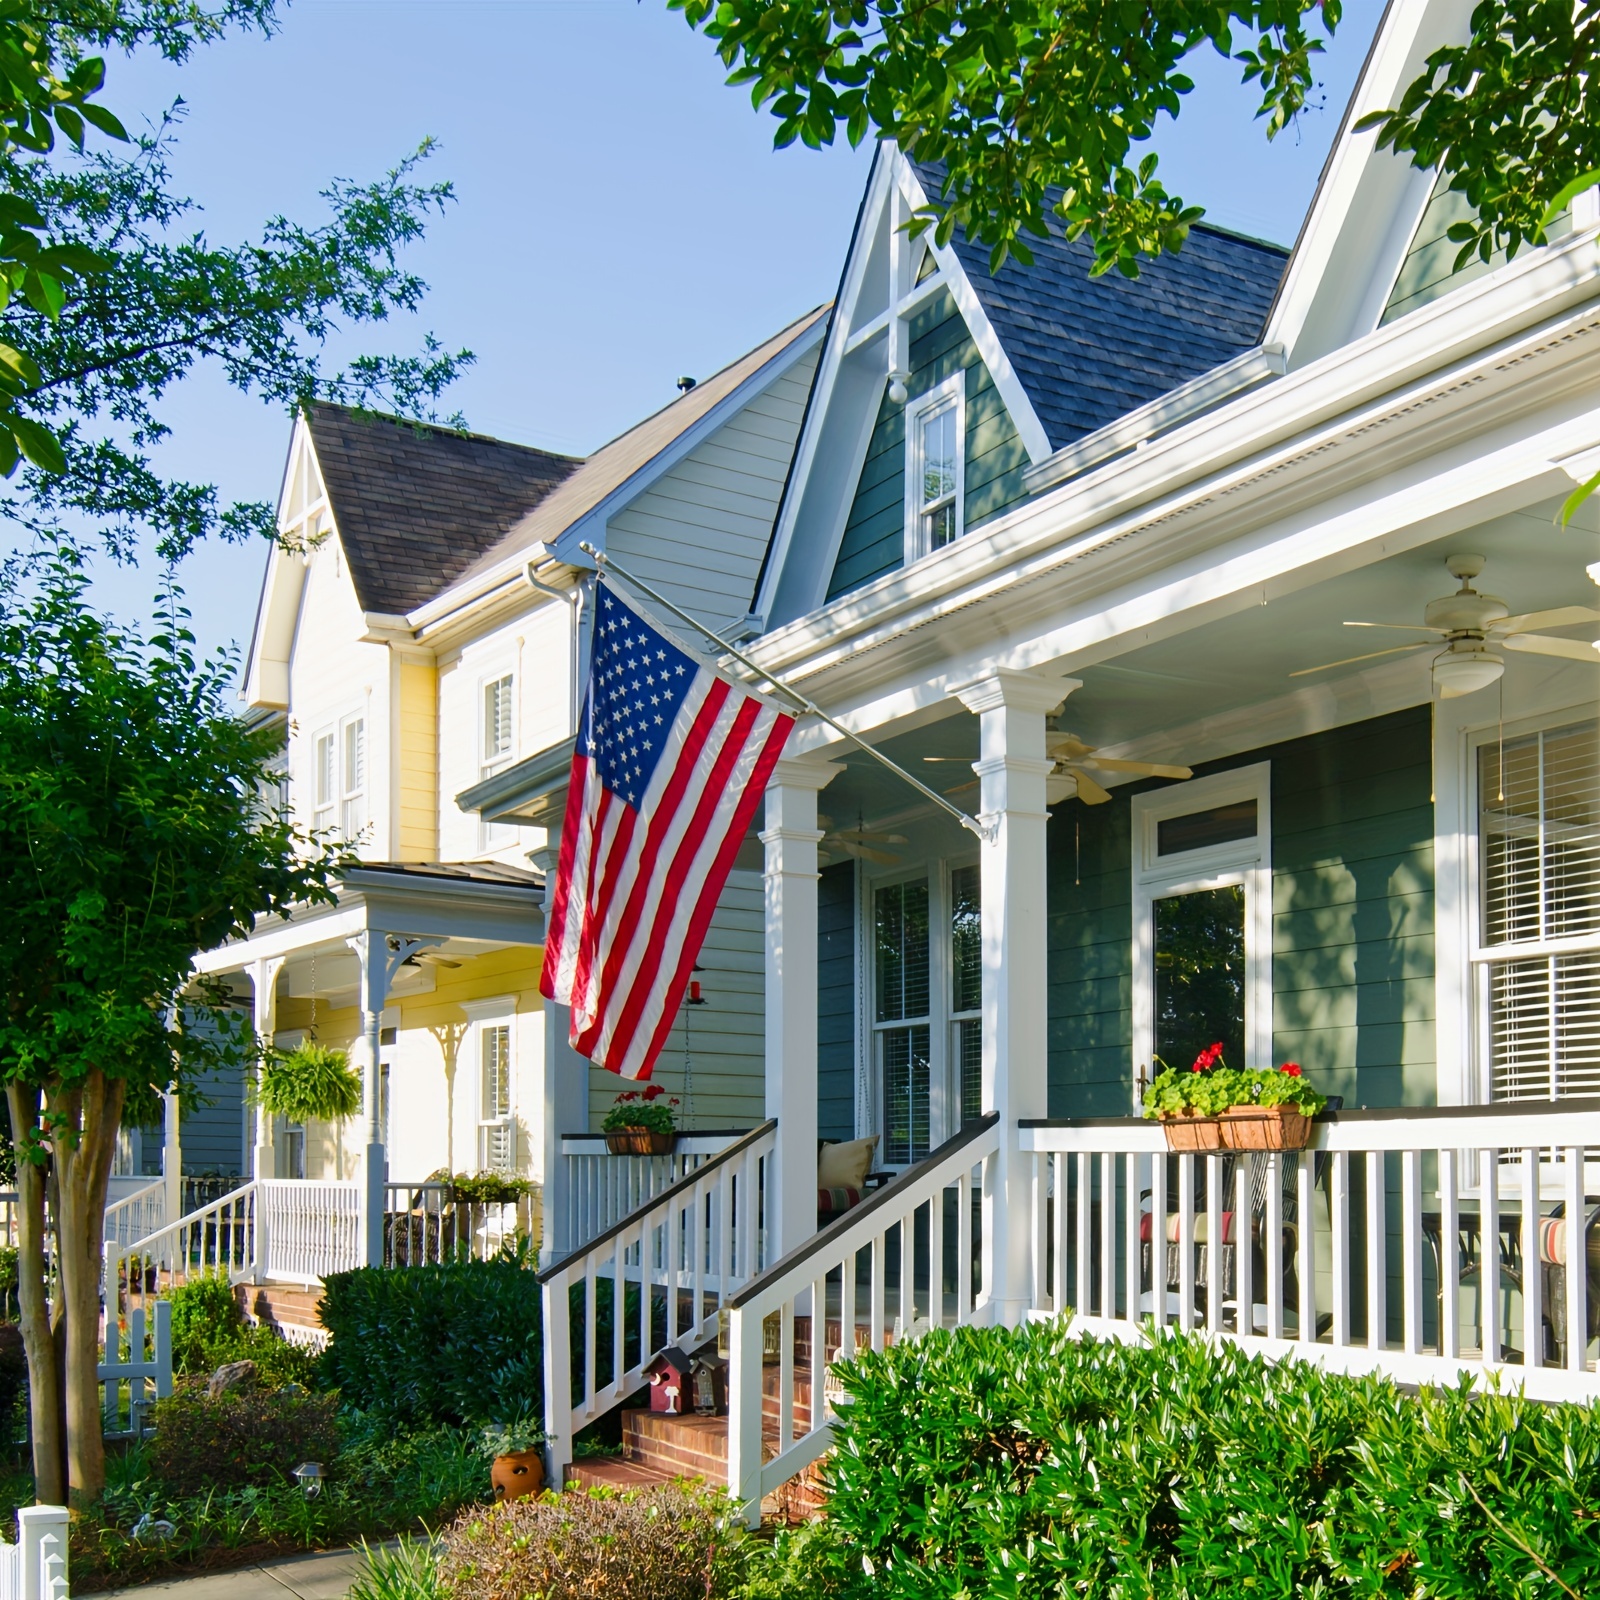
[943,779,980,798]
[1501,633,1600,663]
[829,829,909,844]
[1496,606,1600,633]
[921,756,972,763]
[835,841,900,865]
[1289,642,1435,677]
[1084,757,1194,779]
[1066,764,1113,805]
[1046,734,1095,759]
[1343,620,1451,634]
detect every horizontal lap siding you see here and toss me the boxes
[827,290,1029,601]
[818,861,857,1142]
[1047,706,1436,1116]
[607,349,818,631]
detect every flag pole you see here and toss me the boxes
[576,541,996,844]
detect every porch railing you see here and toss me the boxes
[104,1182,259,1318]
[1018,1100,1600,1403]
[103,1179,166,1251]
[382,1182,538,1267]
[258,1180,363,1285]
[540,1121,777,1485]
[725,1114,997,1522]
[556,1131,749,1258]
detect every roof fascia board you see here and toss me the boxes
[753,147,898,624]
[748,225,1600,684]
[401,314,826,641]
[242,414,313,709]
[1023,342,1287,494]
[899,159,1053,465]
[1266,0,1470,365]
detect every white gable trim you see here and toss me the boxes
[244,415,321,710]
[1266,0,1472,367]
[898,161,1052,466]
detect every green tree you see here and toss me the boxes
[0,547,345,1505]
[671,0,1600,279]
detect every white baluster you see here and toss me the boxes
[1483,1150,1501,1365]
[1296,1154,1314,1348]
[1402,1149,1422,1356]
[1565,1145,1587,1375]
[1522,1146,1542,1369]
[1266,1154,1284,1341]
[1365,1153,1385,1352]
[1177,1152,1194,1331]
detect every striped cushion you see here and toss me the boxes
[1140,1211,1236,1245]
[819,1187,863,1214]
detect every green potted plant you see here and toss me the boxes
[480,1414,547,1502]
[1218,1063,1327,1151]
[256,1040,364,1176]
[1142,1043,1241,1152]
[602,1084,680,1155]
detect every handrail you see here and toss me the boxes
[1019,1095,1600,1130]
[727,1112,999,1311]
[536,1118,777,1285]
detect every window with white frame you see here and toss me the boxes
[1131,766,1272,1100]
[341,715,366,838]
[480,672,516,850]
[313,731,336,834]
[478,1021,514,1172]
[1476,717,1600,1100]
[870,859,982,1166]
[905,375,964,562]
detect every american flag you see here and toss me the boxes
[540,584,795,1079]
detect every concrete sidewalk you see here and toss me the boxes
[79,1544,372,1599]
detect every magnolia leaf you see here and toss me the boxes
[78,101,128,142]
[0,341,41,387]
[10,414,64,473]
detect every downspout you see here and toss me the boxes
[524,563,588,735]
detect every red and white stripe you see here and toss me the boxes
[540,665,793,1080]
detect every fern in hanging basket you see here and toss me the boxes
[258,1042,362,1124]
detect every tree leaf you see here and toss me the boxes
[10,414,64,473]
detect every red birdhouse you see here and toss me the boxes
[643,1346,694,1415]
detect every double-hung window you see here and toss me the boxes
[313,732,336,834]
[478,1021,514,1172]
[480,673,516,850]
[340,716,366,838]
[871,861,984,1166]
[1476,718,1600,1100]
[905,374,964,562]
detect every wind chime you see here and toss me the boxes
[680,967,707,1129]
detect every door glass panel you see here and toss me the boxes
[951,864,981,1014]
[875,880,929,1023]
[883,1025,931,1164]
[956,1018,982,1128]
[1154,885,1245,1071]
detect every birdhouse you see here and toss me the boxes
[643,1346,694,1414]
[690,1351,728,1416]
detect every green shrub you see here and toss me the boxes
[319,1260,542,1426]
[163,1270,320,1389]
[822,1322,1600,1599]
[735,1521,860,1600]
[437,1484,747,1600]
[350,1536,445,1600]
[148,1381,341,1495]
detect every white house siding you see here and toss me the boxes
[604,347,820,632]
[436,596,570,864]
[585,868,765,1131]
[287,535,394,859]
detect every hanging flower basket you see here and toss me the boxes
[1218,1105,1313,1152]
[1157,1114,1225,1153]
[605,1129,676,1156]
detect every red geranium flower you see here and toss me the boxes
[1191,1042,1225,1073]
[641,1084,666,1101]
[1279,1062,1303,1077]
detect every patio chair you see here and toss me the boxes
[1541,1202,1600,1368]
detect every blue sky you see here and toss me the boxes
[51,0,1386,665]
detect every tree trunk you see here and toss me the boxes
[6,1083,64,1504]
[51,1069,124,1507]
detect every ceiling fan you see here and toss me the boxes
[1289,553,1600,698]
[927,729,1193,806]
[817,813,908,866]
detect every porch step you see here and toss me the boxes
[623,1408,729,1479]
[565,1456,683,1492]
[236,1281,325,1340]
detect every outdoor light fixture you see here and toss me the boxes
[888,368,910,405]
[293,1462,325,1498]
[1431,642,1505,699]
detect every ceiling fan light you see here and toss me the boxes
[1432,643,1505,699]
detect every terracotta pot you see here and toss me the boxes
[1158,1114,1225,1153]
[1218,1105,1312,1152]
[606,1128,676,1155]
[491,1449,545,1502]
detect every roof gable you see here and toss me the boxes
[303,403,582,616]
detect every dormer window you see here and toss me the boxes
[906,374,964,561]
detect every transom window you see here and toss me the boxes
[905,374,964,562]
[871,861,982,1166]
[1476,719,1600,1100]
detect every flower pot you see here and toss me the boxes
[1219,1105,1313,1152]
[491,1449,545,1503]
[605,1129,676,1155]
[1158,1114,1225,1153]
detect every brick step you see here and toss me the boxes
[566,1456,686,1491]
[624,1409,729,1478]
[236,1281,325,1336]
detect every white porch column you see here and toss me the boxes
[532,844,589,1264]
[762,757,844,1258]
[951,668,1078,1323]
[250,955,285,1182]
[161,1089,182,1223]
[348,930,438,1267]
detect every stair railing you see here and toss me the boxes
[103,1181,259,1320]
[103,1178,167,1252]
[724,1113,999,1523]
[539,1119,777,1486]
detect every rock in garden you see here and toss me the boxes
[206,1359,257,1399]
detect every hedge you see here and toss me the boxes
[319,1259,541,1426]
[821,1323,1600,1598]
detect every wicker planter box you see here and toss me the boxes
[1218,1105,1313,1151]
[1158,1114,1225,1153]
[605,1129,677,1156]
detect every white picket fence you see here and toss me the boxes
[0,1506,69,1600]
[99,1301,173,1441]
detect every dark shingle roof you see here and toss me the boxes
[303,403,582,615]
[916,165,1288,449]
